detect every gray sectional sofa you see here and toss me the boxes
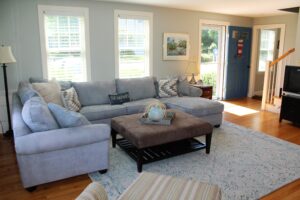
[12,76,224,190]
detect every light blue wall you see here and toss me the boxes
[0,0,253,91]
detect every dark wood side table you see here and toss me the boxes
[191,85,213,99]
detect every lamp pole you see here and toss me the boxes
[2,63,13,137]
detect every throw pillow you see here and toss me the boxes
[177,79,202,97]
[17,81,40,105]
[32,81,64,106]
[158,79,178,98]
[22,97,59,132]
[48,103,90,128]
[108,92,130,105]
[61,87,81,112]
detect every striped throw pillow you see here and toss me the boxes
[158,79,178,98]
[61,87,81,112]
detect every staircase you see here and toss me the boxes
[261,48,295,113]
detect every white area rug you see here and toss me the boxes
[89,121,300,200]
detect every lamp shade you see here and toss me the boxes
[185,60,199,75]
[0,46,16,64]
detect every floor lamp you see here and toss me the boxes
[0,46,16,137]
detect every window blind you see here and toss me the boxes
[118,16,150,78]
[44,14,87,81]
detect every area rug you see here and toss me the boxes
[89,121,300,200]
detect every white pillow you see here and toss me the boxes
[32,80,64,106]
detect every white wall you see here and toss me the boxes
[253,14,298,58]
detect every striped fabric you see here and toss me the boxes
[76,182,108,200]
[158,79,178,98]
[61,87,81,112]
[118,172,221,200]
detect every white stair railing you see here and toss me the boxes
[261,48,295,111]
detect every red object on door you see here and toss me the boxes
[237,39,244,57]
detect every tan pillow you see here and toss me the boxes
[32,81,63,106]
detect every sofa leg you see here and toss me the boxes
[214,124,220,128]
[26,186,37,192]
[99,169,108,174]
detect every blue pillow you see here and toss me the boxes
[108,92,130,105]
[22,97,59,132]
[48,103,90,128]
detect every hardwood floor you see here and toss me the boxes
[0,98,299,200]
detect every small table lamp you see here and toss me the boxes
[185,59,199,84]
[0,46,16,137]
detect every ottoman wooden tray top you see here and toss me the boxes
[111,109,213,172]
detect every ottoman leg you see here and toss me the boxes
[111,129,117,148]
[205,133,212,154]
[137,149,143,173]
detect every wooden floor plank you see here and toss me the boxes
[0,98,299,199]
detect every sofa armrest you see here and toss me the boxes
[15,124,110,155]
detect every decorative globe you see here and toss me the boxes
[145,101,166,122]
[148,106,165,121]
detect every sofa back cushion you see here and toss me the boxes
[73,81,116,106]
[17,81,40,105]
[22,97,59,132]
[116,77,157,101]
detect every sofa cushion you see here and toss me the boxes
[73,81,116,106]
[116,77,157,101]
[22,97,59,132]
[48,103,90,128]
[123,98,160,115]
[17,81,40,105]
[80,104,127,121]
[161,97,224,117]
[32,81,64,106]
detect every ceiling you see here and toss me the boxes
[98,0,300,17]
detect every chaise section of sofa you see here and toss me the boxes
[12,93,110,189]
[161,97,224,126]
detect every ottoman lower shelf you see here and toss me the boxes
[116,137,207,171]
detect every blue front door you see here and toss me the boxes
[224,26,252,99]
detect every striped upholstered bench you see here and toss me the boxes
[77,172,221,200]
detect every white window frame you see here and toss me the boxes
[114,10,153,79]
[38,5,91,81]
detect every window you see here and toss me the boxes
[38,5,90,81]
[258,30,276,72]
[115,10,153,78]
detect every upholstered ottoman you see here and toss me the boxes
[119,172,221,200]
[111,109,213,172]
[77,172,221,200]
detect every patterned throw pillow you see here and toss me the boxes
[158,79,178,98]
[61,87,81,112]
[108,92,130,105]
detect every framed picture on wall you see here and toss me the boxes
[163,33,190,60]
